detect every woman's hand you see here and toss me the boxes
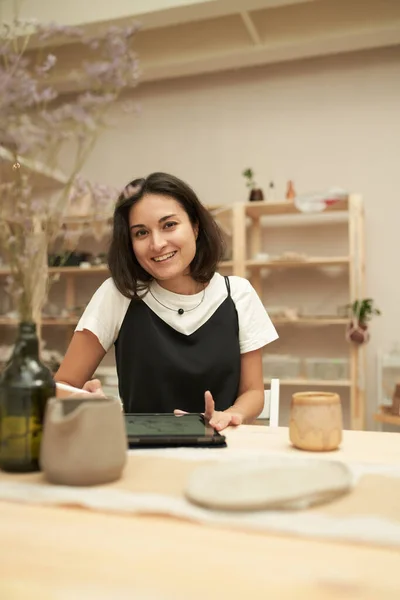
[56,379,106,398]
[204,391,243,431]
[83,379,125,410]
[174,390,243,431]
[82,378,106,396]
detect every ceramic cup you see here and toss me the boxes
[40,395,127,485]
[289,391,343,452]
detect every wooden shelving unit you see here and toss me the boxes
[226,194,366,430]
[0,145,108,346]
[0,266,110,329]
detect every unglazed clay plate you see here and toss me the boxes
[185,456,353,511]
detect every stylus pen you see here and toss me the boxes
[55,382,124,409]
[56,382,91,396]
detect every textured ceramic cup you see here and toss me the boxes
[40,396,127,485]
[289,391,343,452]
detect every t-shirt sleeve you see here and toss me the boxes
[231,277,278,354]
[75,278,130,352]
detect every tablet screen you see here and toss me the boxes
[126,413,211,436]
[125,413,226,446]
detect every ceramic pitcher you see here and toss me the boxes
[40,396,127,485]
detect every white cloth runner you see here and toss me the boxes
[1,450,400,550]
[129,446,400,481]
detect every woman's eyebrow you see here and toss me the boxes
[130,214,178,230]
[159,213,178,223]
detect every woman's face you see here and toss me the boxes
[129,193,198,287]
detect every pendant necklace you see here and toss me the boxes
[149,286,205,315]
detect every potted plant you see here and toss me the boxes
[344,298,381,344]
[242,168,264,202]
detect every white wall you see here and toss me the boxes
[80,45,400,428]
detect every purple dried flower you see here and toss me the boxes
[35,54,57,75]
[0,15,141,321]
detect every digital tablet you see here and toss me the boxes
[125,413,226,448]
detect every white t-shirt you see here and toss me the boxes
[75,272,278,353]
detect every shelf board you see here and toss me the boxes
[206,204,223,212]
[63,215,112,225]
[272,317,348,326]
[0,261,231,275]
[246,256,350,269]
[245,198,348,219]
[0,146,68,191]
[0,265,110,276]
[0,317,79,326]
[373,411,400,426]
[0,317,348,329]
[49,266,109,275]
[264,378,351,387]
[218,260,233,268]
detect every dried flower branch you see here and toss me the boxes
[0,9,140,322]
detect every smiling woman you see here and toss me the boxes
[108,173,223,297]
[55,173,278,430]
[128,195,199,294]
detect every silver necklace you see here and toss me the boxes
[149,286,205,315]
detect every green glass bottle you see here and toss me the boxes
[0,322,56,472]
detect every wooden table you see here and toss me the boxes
[0,426,399,599]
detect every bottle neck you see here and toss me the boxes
[14,321,40,360]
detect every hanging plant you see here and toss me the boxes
[344,298,381,345]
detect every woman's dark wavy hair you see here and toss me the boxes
[108,172,225,298]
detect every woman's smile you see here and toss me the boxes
[152,250,177,263]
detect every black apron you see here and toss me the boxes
[115,276,241,413]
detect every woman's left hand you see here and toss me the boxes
[174,390,243,431]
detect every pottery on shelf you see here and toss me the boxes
[346,321,370,345]
[285,180,296,200]
[249,188,264,202]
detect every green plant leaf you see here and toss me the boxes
[346,298,381,323]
